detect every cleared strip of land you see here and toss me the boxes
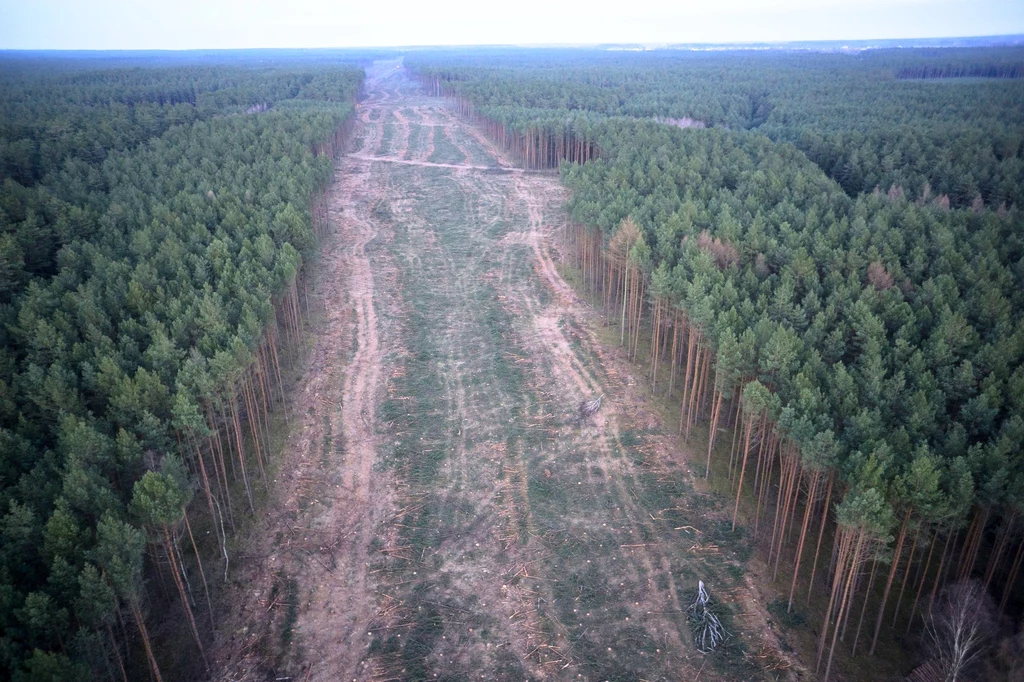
[213,63,790,682]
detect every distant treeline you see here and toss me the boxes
[896,63,1024,79]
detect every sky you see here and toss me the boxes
[2,0,1023,50]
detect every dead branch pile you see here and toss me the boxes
[688,580,728,653]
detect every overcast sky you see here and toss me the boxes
[2,0,1023,50]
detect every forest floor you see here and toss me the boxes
[210,61,799,682]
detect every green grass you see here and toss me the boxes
[380,123,395,156]
[427,126,467,164]
[274,571,300,648]
[404,123,425,160]
[447,125,499,166]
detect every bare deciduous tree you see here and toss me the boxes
[924,580,995,682]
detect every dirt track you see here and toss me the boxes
[212,60,791,682]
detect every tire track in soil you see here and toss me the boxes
[300,154,390,682]
[403,123,424,162]
[423,125,436,160]
[439,107,501,168]
[353,72,580,680]
[502,173,694,666]
[348,153,523,173]
[353,105,382,156]
[390,108,411,160]
[370,108,389,158]
[211,77,395,682]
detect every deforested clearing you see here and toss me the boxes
[211,65,776,682]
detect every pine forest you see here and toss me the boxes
[1,44,1023,682]
[0,54,363,680]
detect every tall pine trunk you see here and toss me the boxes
[130,599,163,682]
[183,509,214,630]
[732,412,758,531]
[789,468,821,612]
[999,536,1024,617]
[705,385,724,479]
[907,528,939,634]
[807,474,834,604]
[891,524,921,627]
[869,509,910,654]
[163,527,208,672]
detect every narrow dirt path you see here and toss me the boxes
[212,61,789,682]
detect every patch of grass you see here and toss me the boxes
[569,622,661,682]
[381,122,396,155]
[619,429,643,448]
[321,414,332,465]
[557,315,608,384]
[768,597,807,629]
[527,474,569,521]
[485,218,511,238]
[372,197,393,221]
[427,126,467,164]
[447,126,499,167]
[273,571,300,649]
[404,123,424,160]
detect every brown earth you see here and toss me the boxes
[210,60,800,682]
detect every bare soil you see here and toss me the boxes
[210,60,798,682]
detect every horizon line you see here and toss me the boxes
[2,33,1023,54]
